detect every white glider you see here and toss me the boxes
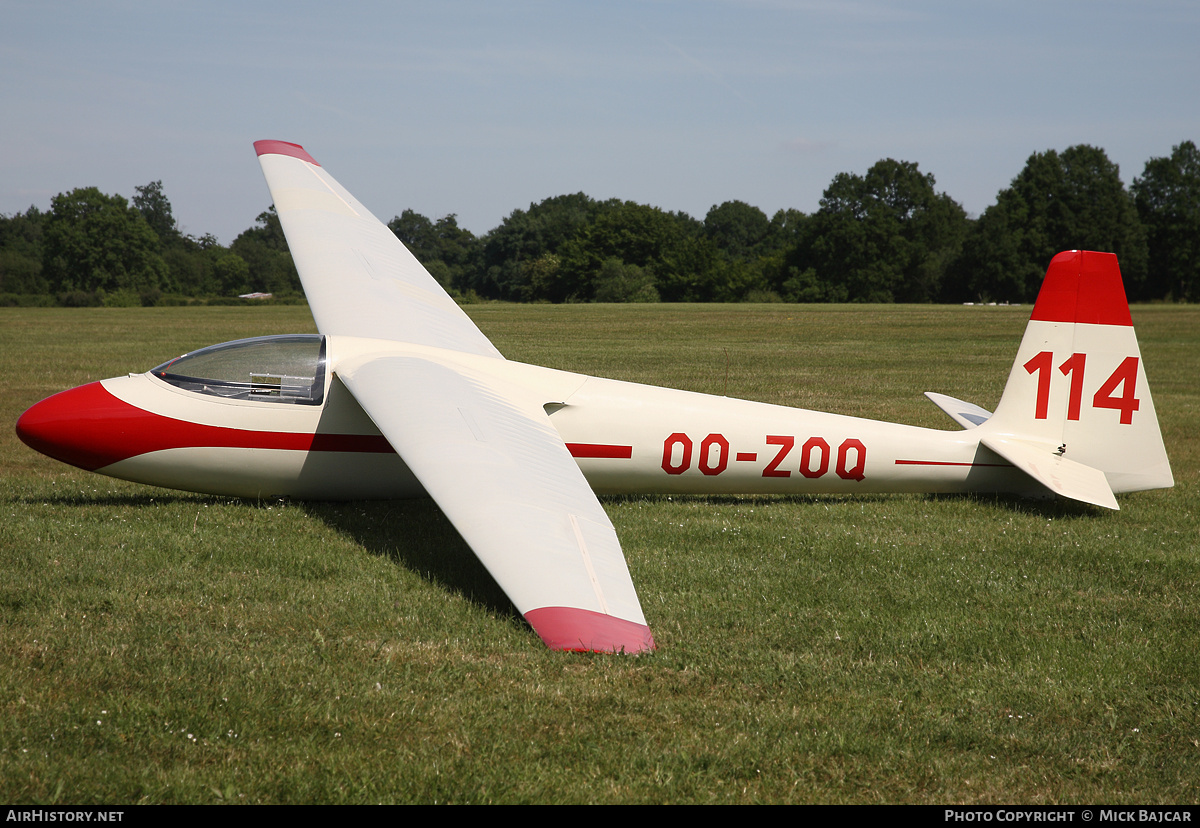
[16,141,1174,653]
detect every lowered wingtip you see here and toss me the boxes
[525,607,656,654]
[253,140,320,166]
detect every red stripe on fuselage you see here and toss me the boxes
[16,382,392,472]
[566,443,633,459]
[894,459,1013,468]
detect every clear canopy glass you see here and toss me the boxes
[151,335,326,405]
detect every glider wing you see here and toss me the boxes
[254,140,652,652]
[336,354,654,652]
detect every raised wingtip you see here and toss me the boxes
[525,607,656,654]
[253,140,320,166]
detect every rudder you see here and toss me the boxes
[985,251,1173,497]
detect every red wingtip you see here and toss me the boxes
[525,607,656,654]
[253,140,320,166]
[1030,250,1132,327]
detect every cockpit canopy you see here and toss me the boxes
[151,335,326,405]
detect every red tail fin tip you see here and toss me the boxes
[1030,250,1132,327]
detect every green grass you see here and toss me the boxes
[1,303,1197,804]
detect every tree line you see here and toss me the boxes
[2,141,1196,307]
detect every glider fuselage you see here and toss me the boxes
[21,335,1025,502]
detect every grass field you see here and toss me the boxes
[1,302,1196,804]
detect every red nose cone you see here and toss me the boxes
[16,382,146,471]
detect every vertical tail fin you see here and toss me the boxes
[984,251,1173,499]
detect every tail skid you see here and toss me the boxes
[969,251,1172,508]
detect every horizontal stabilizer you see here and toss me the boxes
[925,392,992,429]
[980,436,1119,510]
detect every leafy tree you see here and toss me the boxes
[161,243,213,296]
[388,209,439,262]
[751,209,810,301]
[555,201,720,302]
[213,252,252,295]
[165,231,243,297]
[702,200,799,299]
[487,193,606,264]
[656,231,727,302]
[782,159,968,302]
[0,206,48,294]
[593,258,659,302]
[229,207,300,295]
[429,214,480,290]
[704,200,772,262]
[388,210,480,291]
[132,180,179,244]
[42,187,169,295]
[767,208,807,241]
[236,206,290,251]
[476,194,797,302]
[951,145,1147,302]
[132,181,234,299]
[779,265,846,303]
[759,208,808,261]
[476,193,612,300]
[1132,140,1200,301]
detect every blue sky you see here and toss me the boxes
[3,1,1197,244]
